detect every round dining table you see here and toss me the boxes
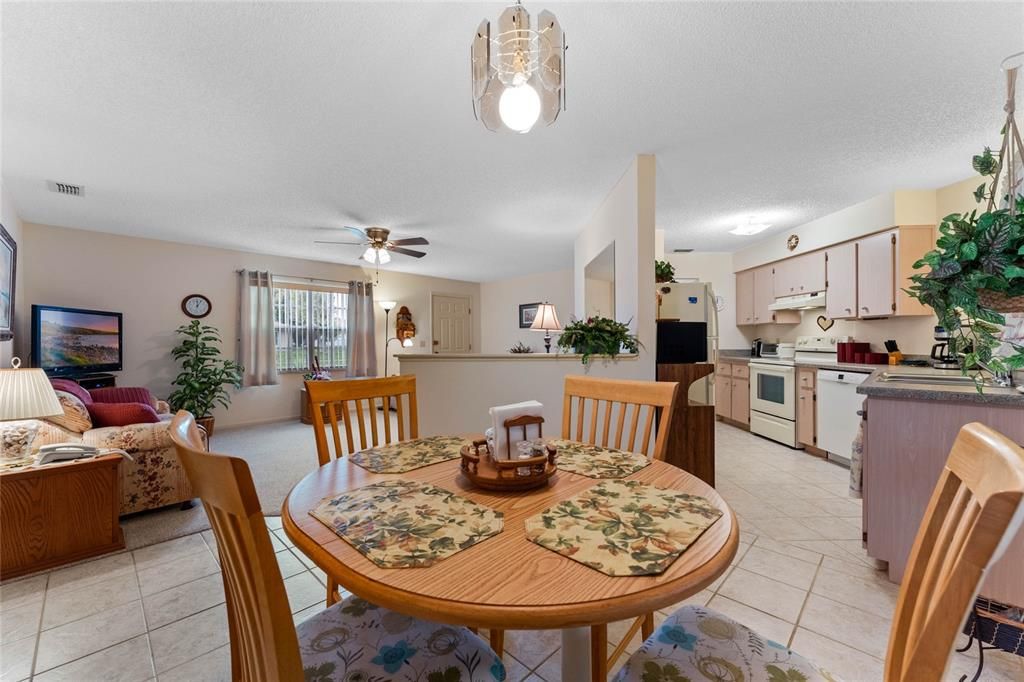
[282,439,738,682]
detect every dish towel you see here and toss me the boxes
[849,401,865,499]
[489,400,544,460]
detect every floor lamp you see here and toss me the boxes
[379,300,397,376]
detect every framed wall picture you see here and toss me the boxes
[0,223,15,342]
[519,302,540,329]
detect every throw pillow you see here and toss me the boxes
[49,379,93,405]
[88,402,162,428]
[45,390,93,433]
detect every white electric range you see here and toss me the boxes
[749,335,848,447]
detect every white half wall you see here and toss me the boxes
[479,269,573,354]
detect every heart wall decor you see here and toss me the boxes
[816,315,835,331]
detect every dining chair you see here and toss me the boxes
[167,410,505,682]
[614,422,1024,682]
[565,375,682,678]
[305,375,418,466]
[305,375,422,609]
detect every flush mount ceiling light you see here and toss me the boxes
[471,1,566,134]
[729,218,772,236]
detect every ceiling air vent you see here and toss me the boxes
[47,181,85,197]
[673,248,694,253]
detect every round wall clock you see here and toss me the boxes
[181,294,212,318]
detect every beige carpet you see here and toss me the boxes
[121,419,326,549]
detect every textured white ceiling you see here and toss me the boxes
[3,2,1022,282]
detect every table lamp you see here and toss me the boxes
[0,358,63,460]
[529,303,562,354]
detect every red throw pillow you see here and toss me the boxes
[50,379,94,405]
[88,402,162,427]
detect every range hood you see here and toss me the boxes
[769,291,826,311]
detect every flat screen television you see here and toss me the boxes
[31,305,123,376]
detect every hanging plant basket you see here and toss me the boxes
[978,289,1024,313]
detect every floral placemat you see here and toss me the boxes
[309,479,503,568]
[525,479,723,576]
[349,436,471,473]
[548,439,651,479]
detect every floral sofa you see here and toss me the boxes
[21,380,201,515]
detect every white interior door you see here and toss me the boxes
[432,295,472,353]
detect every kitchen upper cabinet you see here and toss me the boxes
[856,231,895,317]
[773,252,826,298]
[735,270,755,326]
[753,266,774,324]
[825,241,858,319]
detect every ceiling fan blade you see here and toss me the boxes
[389,237,429,246]
[387,246,427,258]
[341,226,369,239]
[314,240,365,246]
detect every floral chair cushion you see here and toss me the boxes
[296,595,505,682]
[613,605,841,682]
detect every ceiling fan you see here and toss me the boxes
[315,226,429,265]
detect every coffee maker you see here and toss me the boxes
[930,326,960,370]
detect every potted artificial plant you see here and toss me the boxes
[557,315,640,365]
[655,259,676,284]
[168,320,243,436]
[907,151,1024,384]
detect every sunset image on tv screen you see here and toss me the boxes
[39,309,120,367]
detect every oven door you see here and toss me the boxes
[750,362,795,420]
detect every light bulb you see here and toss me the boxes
[499,84,541,133]
[402,338,414,348]
[362,247,378,263]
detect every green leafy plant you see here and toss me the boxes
[655,259,676,284]
[508,341,534,354]
[907,148,1024,382]
[557,315,640,365]
[168,320,244,418]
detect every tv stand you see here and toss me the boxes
[69,373,117,390]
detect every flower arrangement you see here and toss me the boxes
[557,315,640,365]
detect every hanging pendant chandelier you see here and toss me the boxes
[471,1,566,134]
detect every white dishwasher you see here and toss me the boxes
[816,369,870,466]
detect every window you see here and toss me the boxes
[273,281,348,372]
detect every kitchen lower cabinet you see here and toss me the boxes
[796,368,816,447]
[731,377,749,425]
[714,372,732,419]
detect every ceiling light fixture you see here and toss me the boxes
[729,218,772,236]
[362,246,391,265]
[471,1,566,134]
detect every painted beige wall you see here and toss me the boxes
[0,180,25,368]
[750,177,983,354]
[20,223,480,427]
[478,269,573,354]
[573,154,656,379]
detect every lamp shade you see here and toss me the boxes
[529,303,562,332]
[0,366,63,421]
[379,300,397,312]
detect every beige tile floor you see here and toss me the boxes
[2,422,1023,681]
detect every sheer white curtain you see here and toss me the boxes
[346,281,377,377]
[239,270,278,387]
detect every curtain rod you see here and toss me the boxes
[235,270,369,287]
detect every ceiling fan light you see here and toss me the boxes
[378,249,392,264]
[362,247,379,263]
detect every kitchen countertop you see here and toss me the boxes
[857,365,1024,406]
[718,349,894,373]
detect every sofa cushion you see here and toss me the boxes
[45,390,93,433]
[88,402,162,427]
[90,387,158,409]
[49,378,93,404]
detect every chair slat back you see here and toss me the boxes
[168,411,302,681]
[305,376,419,465]
[885,422,1024,682]
[561,376,679,460]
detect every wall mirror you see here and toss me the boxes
[584,242,615,319]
